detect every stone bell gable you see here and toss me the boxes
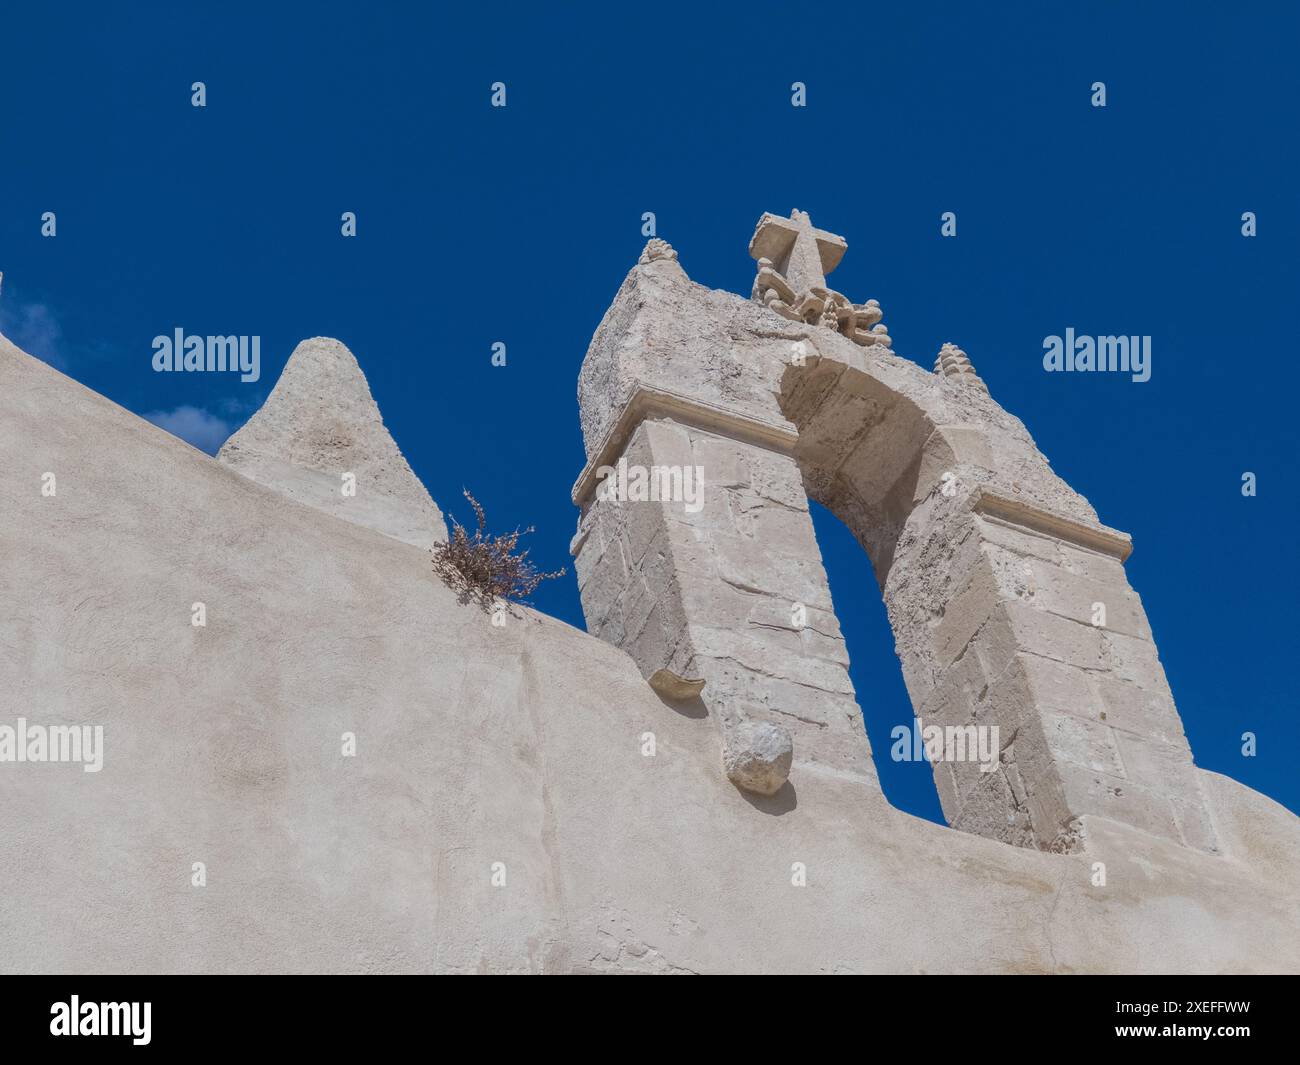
[572,210,1213,854]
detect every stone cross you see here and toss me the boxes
[748,209,847,294]
[748,209,889,348]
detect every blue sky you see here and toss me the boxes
[2,1,1296,822]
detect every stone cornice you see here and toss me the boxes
[572,384,799,505]
[969,486,1133,562]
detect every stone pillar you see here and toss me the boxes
[571,239,872,793]
[571,395,874,791]
[901,486,1213,853]
[783,342,1219,854]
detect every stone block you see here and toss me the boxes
[933,559,1000,668]
[1002,600,1107,672]
[1090,672,1187,746]
[710,530,834,610]
[576,543,628,631]
[1112,730,1198,794]
[914,425,996,504]
[745,598,802,632]
[1100,629,1173,694]
[681,579,761,630]
[735,498,815,546]
[797,626,851,666]
[1056,762,1181,844]
[692,434,750,488]
[663,484,734,534]
[1017,652,1104,722]
[624,605,671,678]
[692,625,854,694]
[642,418,695,470]
[933,759,962,821]
[619,500,667,571]
[984,546,1151,640]
[747,449,809,511]
[1057,540,1128,585]
[622,578,659,647]
[973,513,1062,566]
[1042,711,1124,776]
[802,606,845,640]
[918,647,990,726]
[745,599,851,665]
[949,768,1035,848]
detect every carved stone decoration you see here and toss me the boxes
[574,207,1225,856]
[639,238,678,265]
[933,342,988,391]
[748,210,891,348]
[818,297,840,331]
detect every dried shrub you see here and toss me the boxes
[432,489,566,609]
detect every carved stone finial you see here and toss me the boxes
[933,342,987,390]
[639,238,678,265]
[818,297,840,331]
[748,210,891,348]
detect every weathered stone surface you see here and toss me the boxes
[218,337,446,548]
[648,669,705,699]
[722,720,794,795]
[1043,711,1125,776]
[573,209,1227,854]
[748,210,892,349]
[3,280,1300,972]
[573,399,868,781]
[1090,671,1187,746]
[933,342,987,390]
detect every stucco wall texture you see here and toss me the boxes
[2,324,1298,974]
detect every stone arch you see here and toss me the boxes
[781,350,936,583]
[572,226,1216,854]
[777,337,1213,852]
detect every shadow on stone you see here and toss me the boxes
[654,692,709,720]
[737,780,797,815]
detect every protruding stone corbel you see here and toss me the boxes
[648,669,705,700]
[723,720,794,796]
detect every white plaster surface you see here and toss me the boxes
[2,333,1299,973]
[218,337,446,548]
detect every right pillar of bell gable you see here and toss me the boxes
[783,340,1217,854]
[910,489,1214,853]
